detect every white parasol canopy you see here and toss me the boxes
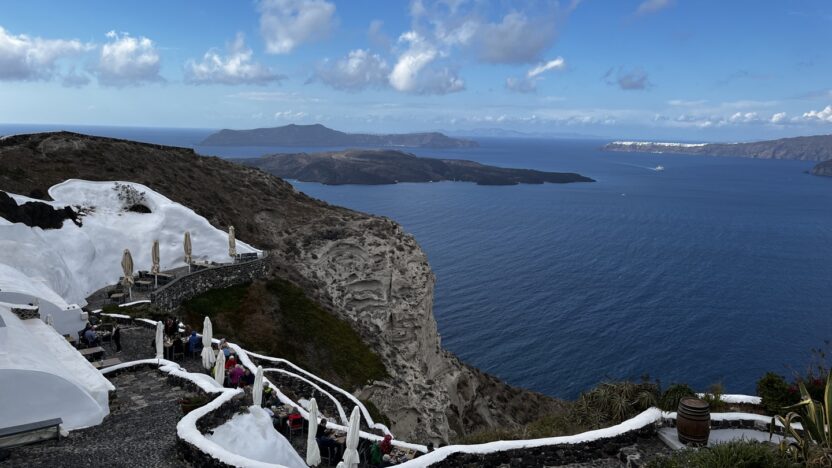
[200,316,216,370]
[341,406,361,467]
[252,365,264,407]
[155,321,163,360]
[184,231,192,268]
[228,225,237,259]
[151,239,160,287]
[121,249,134,299]
[213,348,225,387]
[305,398,322,466]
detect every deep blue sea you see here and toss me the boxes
[4,124,831,398]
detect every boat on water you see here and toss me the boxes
[654,165,665,172]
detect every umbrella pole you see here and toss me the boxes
[155,274,158,289]
[129,286,132,300]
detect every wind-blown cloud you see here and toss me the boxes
[95,31,162,87]
[803,105,832,123]
[604,67,652,90]
[506,57,566,93]
[0,26,91,81]
[389,31,463,95]
[258,0,336,54]
[314,49,389,91]
[473,11,559,64]
[635,0,674,16]
[185,33,284,85]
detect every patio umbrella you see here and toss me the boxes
[184,231,192,272]
[155,321,163,360]
[201,316,216,370]
[121,249,134,300]
[252,366,264,407]
[305,398,321,466]
[341,406,361,467]
[228,225,237,259]
[151,239,160,288]
[213,349,225,387]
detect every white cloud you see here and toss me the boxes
[604,67,651,90]
[770,112,787,124]
[635,0,674,16]
[185,33,284,85]
[803,105,832,123]
[274,110,308,120]
[528,57,566,78]
[474,11,559,64]
[668,99,707,107]
[388,31,463,95]
[0,26,91,81]
[95,31,162,87]
[315,49,389,91]
[258,0,336,54]
[729,112,759,123]
[506,57,566,93]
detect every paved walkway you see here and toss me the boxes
[3,368,188,468]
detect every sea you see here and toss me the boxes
[4,123,831,398]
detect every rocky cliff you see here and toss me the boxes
[0,131,561,442]
[811,159,832,177]
[603,134,832,162]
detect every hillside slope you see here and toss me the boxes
[241,149,594,185]
[0,131,562,442]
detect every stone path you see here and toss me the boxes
[3,368,189,468]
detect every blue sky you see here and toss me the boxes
[1,0,830,140]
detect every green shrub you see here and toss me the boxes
[773,371,832,466]
[757,372,794,415]
[647,441,800,468]
[701,382,728,412]
[660,383,696,411]
[573,380,658,427]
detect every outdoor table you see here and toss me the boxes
[109,292,126,303]
[135,279,152,290]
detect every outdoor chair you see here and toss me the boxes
[319,445,336,466]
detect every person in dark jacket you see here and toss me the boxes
[187,330,201,354]
[112,324,122,352]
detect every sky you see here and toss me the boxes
[1,0,831,141]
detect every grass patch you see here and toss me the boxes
[179,278,388,390]
[646,441,800,468]
[361,399,392,429]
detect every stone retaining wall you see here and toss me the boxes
[150,255,269,311]
[430,426,657,468]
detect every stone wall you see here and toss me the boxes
[11,305,39,320]
[430,426,657,468]
[662,415,794,437]
[150,256,269,312]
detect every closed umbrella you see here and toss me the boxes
[228,225,237,260]
[252,366,264,407]
[121,249,134,300]
[155,321,163,360]
[151,239,160,288]
[306,398,321,466]
[341,407,361,467]
[201,316,215,370]
[213,349,225,387]
[184,231,192,272]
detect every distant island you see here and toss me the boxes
[200,123,478,149]
[240,149,594,186]
[602,134,832,163]
[811,160,832,177]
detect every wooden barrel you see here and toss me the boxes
[676,397,710,446]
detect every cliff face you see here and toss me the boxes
[811,160,832,177]
[603,134,832,162]
[0,132,561,441]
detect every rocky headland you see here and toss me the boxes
[200,123,478,149]
[603,134,832,162]
[240,149,594,186]
[0,131,562,443]
[811,159,832,177]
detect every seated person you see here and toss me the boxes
[84,326,99,346]
[163,317,178,338]
[187,330,202,354]
[225,355,237,370]
[228,364,245,387]
[380,434,393,455]
[315,419,342,458]
[262,385,277,407]
[220,339,231,358]
[240,368,255,387]
[380,454,394,467]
